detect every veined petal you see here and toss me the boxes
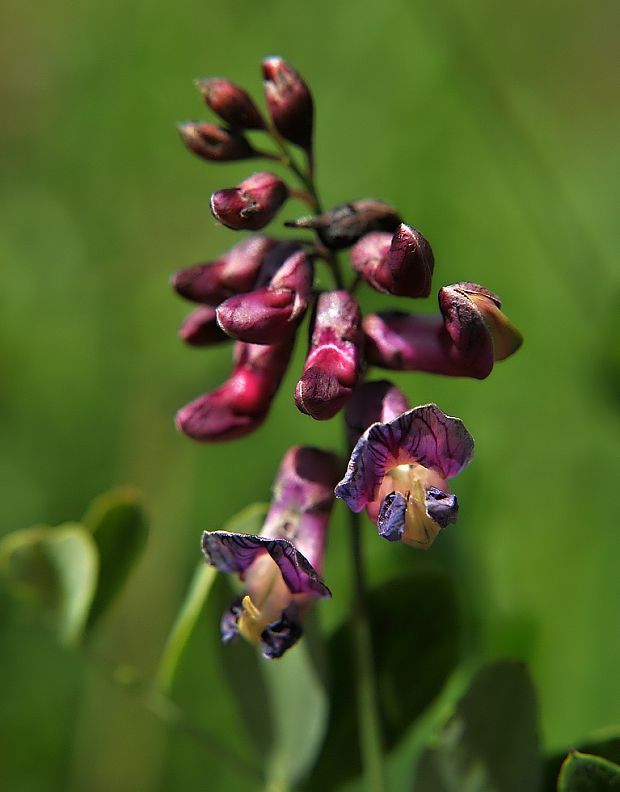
[335,404,474,511]
[201,530,330,597]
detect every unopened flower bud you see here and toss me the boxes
[262,57,314,150]
[344,380,409,447]
[294,291,363,421]
[211,172,289,231]
[171,236,276,305]
[175,337,294,442]
[216,248,312,344]
[364,282,522,379]
[178,122,257,163]
[286,199,401,250]
[195,77,265,130]
[178,306,231,346]
[350,223,434,297]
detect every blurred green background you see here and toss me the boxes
[1,0,618,789]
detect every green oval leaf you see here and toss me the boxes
[0,523,98,646]
[558,751,620,792]
[82,486,148,631]
[414,660,541,792]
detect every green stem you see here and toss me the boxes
[348,509,387,792]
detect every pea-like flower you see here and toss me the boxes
[364,281,522,379]
[178,305,230,346]
[211,172,289,231]
[195,77,266,130]
[177,122,259,163]
[335,404,474,548]
[202,445,340,658]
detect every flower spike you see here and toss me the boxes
[295,290,363,420]
[211,172,289,231]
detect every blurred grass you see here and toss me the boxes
[0,0,619,789]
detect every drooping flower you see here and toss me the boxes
[175,336,294,442]
[364,281,522,379]
[202,445,340,658]
[335,404,474,548]
[295,290,363,420]
[216,247,313,343]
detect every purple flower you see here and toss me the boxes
[295,290,363,420]
[211,172,289,231]
[364,281,523,379]
[202,446,340,658]
[175,336,294,442]
[335,404,474,548]
[216,247,313,343]
[177,122,258,162]
[171,236,277,306]
[194,77,266,130]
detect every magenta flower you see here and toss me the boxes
[335,404,474,548]
[202,446,340,658]
[211,172,289,231]
[295,290,363,420]
[350,223,434,298]
[178,305,230,346]
[216,247,313,343]
[364,281,522,379]
[171,236,276,306]
[175,336,293,442]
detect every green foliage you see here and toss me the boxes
[0,523,98,646]
[306,566,460,788]
[545,735,620,790]
[557,751,620,791]
[413,660,541,792]
[82,486,149,631]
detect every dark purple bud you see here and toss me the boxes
[179,305,231,346]
[216,249,312,343]
[286,199,401,250]
[377,491,407,542]
[262,56,314,150]
[171,236,277,305]
[294,291,363,420]
[350,223,433,297]
[175,336,294,442]
[195,77,266,130]
[178,122,257,162]
[425,487,459,528]
[211,172,289,231]
[344,380,409,446]
[261,606,303,659]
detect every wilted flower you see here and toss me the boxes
[202,445,340,658]
[175,336,294,441]
[211,172,289,231]
[364,281,522,379]
[216,247,313,343]
[335,404,474,548]
[295,290,363,420]
[263,56,314,150]
[350,223,434,298]
[286,199,401,250]
[195,77,266,130]
[172,236,277,306]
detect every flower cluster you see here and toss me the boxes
[172,57,523,656]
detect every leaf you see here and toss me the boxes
[305,566,460,789]
[82,486,148,631]
[261,617,329,789]
[155,503,268,695]
[414,660,542,792]
[0,523,98,646]
[558,751,620,791]
[544,734,620,790]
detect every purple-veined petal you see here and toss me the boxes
[201,530,330,597]
[335,404,474,511]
